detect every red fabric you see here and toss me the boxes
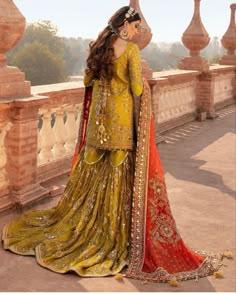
[71,86,93,171]
[143,118,205,274]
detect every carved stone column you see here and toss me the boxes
[0,0,31,98]
[178,0,210,72]
[220,4,236,65]
[129,0,153,78]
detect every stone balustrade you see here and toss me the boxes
[32,83,84,184]
[152,70,199,134]
[210,65,236,107]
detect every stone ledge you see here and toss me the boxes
[31,81,84,95]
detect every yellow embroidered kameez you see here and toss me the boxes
[2,41,143,276]
[85,41,143,150]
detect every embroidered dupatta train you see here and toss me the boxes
[126,79,223,282]
[73,80,223,282]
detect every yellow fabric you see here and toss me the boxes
[84,146,105,164]
[2,41,141,278]
[109,150,128,167]
[84,42,143,150]
[2,149,135,276]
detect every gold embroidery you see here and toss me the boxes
[86,42,143,150]
[125,79,223,282]
[148,172,181,245]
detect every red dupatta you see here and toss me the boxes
[71,86,93,170]
[125,79,223,282]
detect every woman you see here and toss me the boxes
[2,6,223,283]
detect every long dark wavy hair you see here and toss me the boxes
[85,6,141,82]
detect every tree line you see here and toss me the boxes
[7,21,226,86]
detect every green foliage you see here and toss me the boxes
[63,37,92,75]
[8,21,65,59]
[7,21,68,85]
[202,37,225,60]
[141,41,188,71]
[12,42,67,86]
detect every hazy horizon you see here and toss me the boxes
[14,0,234,43]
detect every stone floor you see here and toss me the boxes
[0,104,235,292]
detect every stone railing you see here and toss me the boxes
[152,70,199,134]
[210,65,236,107]
[150,65,236,134]
[32,82,84,184]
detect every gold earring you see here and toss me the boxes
[120,28,129,40]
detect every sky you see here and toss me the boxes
[13,0,235,43]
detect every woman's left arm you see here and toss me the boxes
[128,43,143,97]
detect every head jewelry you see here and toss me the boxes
[108,6,137,34]
[124,7,137,20]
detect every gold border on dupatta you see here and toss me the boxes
[125,80,223,283]
[125,78,151,277]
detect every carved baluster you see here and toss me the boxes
[39,109,55,162]
[73,103,82,144]
[52,107,67,157]
[64,105,77,154]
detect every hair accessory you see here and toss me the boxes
[125,7,136,19]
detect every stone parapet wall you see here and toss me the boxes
[152,69,199,134]
[210,65,236,108]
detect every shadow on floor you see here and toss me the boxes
[158,105,236,199]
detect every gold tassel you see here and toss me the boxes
[223,251,233,259]
[213,271,224,279]
[114,273,124,281]
[168,277,179,287]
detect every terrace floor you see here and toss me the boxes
[0,104,235,292]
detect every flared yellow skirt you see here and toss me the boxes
[2,147,134,277]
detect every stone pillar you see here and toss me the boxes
[129,0,153,78]
[6,98,48,206]
[178,0,210,72]
[220,4,236,65]
[196,72,218,119]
